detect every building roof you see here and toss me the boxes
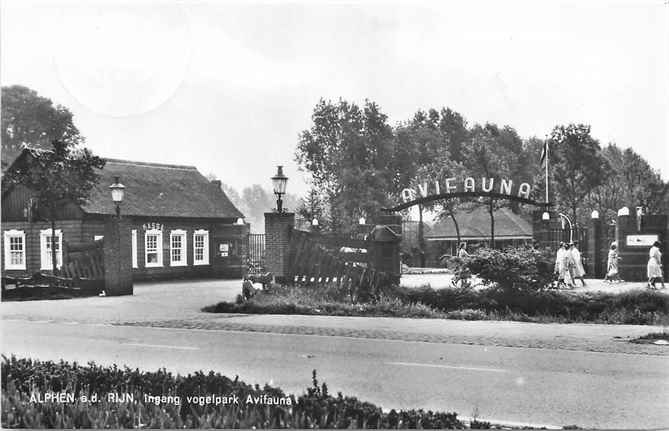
[426,206,532,240]
[4,148,244,220]
[83,158,243,219]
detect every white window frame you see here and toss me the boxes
[40,229,63,270]
[131,229,138,269]
[144,228,163,268]
[193,229,209,265]
[170,229,187,267]
[4,230,26,270]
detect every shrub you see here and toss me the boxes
[451,247,554,292]
[1,356,463,429]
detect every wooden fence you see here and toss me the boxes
[285,229,397,300]
[61,239,105,285]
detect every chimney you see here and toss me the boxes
[211,179,222,189]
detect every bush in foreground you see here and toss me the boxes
[1,356,463,429]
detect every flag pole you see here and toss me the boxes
[545,137,549,203]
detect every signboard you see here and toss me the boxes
[625,234,658,247]
[401,176,533,203]
[142,222,164,231]
[384,175,548,212]
[219,243,229,257]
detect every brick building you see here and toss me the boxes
[2,148,248,280]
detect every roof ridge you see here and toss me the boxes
[104,158,198,171]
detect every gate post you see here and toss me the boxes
[103,217,133,296]
[264,212,295,283]
[617,214,667,281]
[588,218,603,278]
[368,225,401,282]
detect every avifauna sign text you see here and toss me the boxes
[383,176,548,212]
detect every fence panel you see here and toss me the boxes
[248,233,265,267]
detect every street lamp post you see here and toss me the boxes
[109,176,125,218]
[271,166,288,213]
[558,212,574,243]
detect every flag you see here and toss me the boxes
[540,141,548,165]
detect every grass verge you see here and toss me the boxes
[203,284,669,325]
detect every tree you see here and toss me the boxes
[1,86,83,167]
[296,99,396,232]
[390,107,469,264]
[4,140,105,273]
[549,124,609,225]
[584,144,668,221]
[461,124,519,248]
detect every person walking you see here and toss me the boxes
[555,242,569,289]
[647,241,665,289]
[605,242,621,283]
[569,241,587,287]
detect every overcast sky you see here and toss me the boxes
[2,0,667,197]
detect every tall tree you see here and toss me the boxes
[584,144,668,221]
[296,99,395,232]
[4,140,105,273]
[1,86,83,167]
[461,124,518,248]
[549,124,609,225]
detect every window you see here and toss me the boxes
[40,229,62,270]
[144,229,163,267]
[4,230,26,270]
[131,230,138,268]
[193,230,209,265]
[170,230,187,266]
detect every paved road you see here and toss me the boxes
[3,319,668,429]
[2,279,669,428]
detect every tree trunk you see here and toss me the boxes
[418,204,426,267]
[488,199,495,249]
[449,209,461,245]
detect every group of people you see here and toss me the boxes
[559,240,665,289]
[554,241,587,289]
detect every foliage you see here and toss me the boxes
[549,124,610,224]
[206,177,300,233]
[296,98,396,232]
[451,247,555,292]
[583,144,668,222]
[1,85,83,165]
[204,279,668,325]
[4,140,105,273]
[398,286,669,325]
[1,356,462,429]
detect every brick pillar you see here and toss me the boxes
[264,212,295,281]
[103,218,133,296]
[588,218,603,278]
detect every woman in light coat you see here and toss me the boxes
[605,243,621,283]
[555,242,571,288]
[569,241,587,287]
[647,241,665,289]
